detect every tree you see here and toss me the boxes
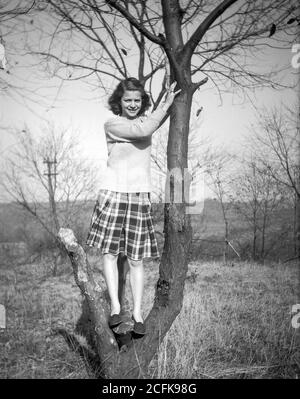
[204,151,236,263]
[17,0,299,378]
[1,123,98,275]
[248,105,300,259]
[0,1,35,91]
[231,158,288,261]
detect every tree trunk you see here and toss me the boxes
[252,201,258,261]
[224,219,229,264]
[253,222,257,261]
[261,202,267,261]
[220,198,229,264]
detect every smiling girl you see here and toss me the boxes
[86,77,180,335]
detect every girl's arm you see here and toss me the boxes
[104,107,166,142]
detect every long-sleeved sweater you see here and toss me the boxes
[100,107,167,193]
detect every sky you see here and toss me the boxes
[0,4,299,203]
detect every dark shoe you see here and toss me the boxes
[109,313,122,328]
[132,316,146,336]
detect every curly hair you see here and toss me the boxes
[108,77,151,116]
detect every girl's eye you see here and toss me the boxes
[123,98,141,104]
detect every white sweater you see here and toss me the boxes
[100,107,167,193]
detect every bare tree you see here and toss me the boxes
[1,123,98,274]
[231,158,289,261]
[248,105,300,258]
[204,151,235,263]
[16,0,299,378]
[0,1,33,77]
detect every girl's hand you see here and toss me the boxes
[161,81,181,111]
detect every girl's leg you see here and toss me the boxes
[103,253,120,315]
[126,258,144,322]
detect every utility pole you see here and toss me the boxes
[43,156,62,276]
[43,157,60,234]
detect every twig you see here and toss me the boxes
[226,240,241,258]
[215,363,290,377]
[283,255,300,263]
[133,340,146,379]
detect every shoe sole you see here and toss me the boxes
[132,323,146,335]
[109,321,122,328]
[133,330,146,336]
[109,315,122,328]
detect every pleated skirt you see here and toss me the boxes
[86,190,160,260]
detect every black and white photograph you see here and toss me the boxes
[0,0,299,383]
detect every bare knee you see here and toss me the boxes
[103,253,118,262]
[127,258,143,268]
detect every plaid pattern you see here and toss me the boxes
[86,190,160,260]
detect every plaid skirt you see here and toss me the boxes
[86,190,160,260]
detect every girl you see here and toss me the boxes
[86,77,180,335]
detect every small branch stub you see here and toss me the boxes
[58,228,78,251]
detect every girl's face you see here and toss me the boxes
[121,90,142,119]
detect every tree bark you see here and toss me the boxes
[58,228,121,378]
[253,217,257,261]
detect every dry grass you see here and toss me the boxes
[148,261,300,379]
[0,260,89,379]
[0,255,299,379]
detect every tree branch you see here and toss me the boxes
[192,76,208,93]
[58,228,119,372]
[183,0,239,60]
[105,0,164,46]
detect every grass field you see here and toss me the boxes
[0,255,299,379]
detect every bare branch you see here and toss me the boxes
[105,0,164,46]
[183,0,239,60]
